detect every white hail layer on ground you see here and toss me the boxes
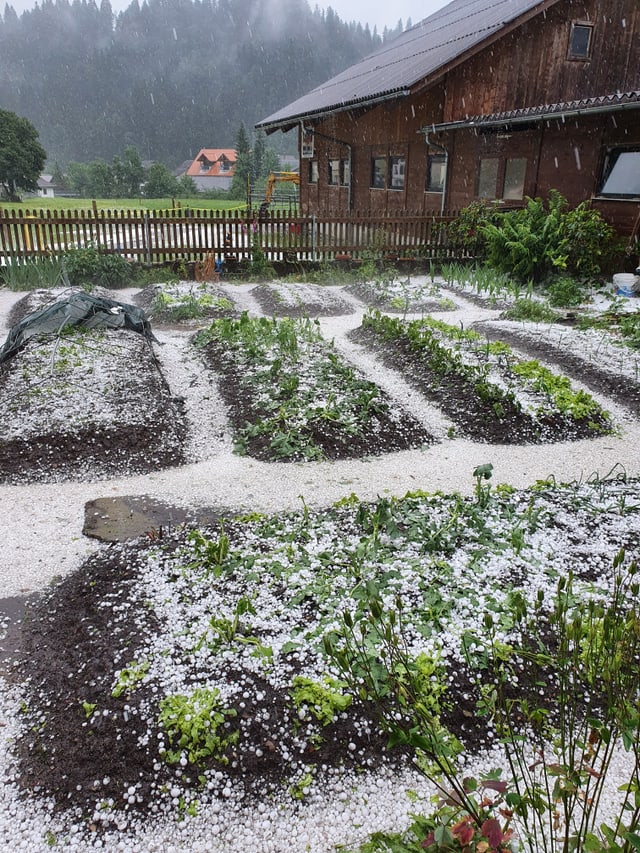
[1,278,639,851]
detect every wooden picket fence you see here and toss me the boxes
[0,205,458,265]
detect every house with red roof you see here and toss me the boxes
[186,149,236,191]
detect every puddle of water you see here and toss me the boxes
[0,593,39,670]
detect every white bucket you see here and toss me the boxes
[613,273,638,296]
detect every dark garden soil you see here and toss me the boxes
[474,320,640,417]
[198,340,434,461]
[250,283,355,318]
[348,326,612,444]
[8,526,494,822]
[3,282,639,832]
[0,334,188,485]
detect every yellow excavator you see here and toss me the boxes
[259,171,299,216]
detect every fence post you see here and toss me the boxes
[143,212,151,265]
[311,214,317,261]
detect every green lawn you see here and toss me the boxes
[0,197,247,213]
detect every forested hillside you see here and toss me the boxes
[0,0,400,167]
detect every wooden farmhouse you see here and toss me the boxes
[256,0,640,237]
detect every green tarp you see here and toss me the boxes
[0,292,155,365]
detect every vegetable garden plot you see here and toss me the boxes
[346,275,458,314]
[0,328,187,483]
[474,318,640,417]
[133,281,239,326]
[14,475,640,835]
[250,281,355,318]
[353,312,612,444]
[196,313,432,461]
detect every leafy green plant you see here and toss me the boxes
[482,192,616,283]
[546,276,589,308]
[158,688,238,766]
[465,550,640,852]
[63,243,131,289]
[511,360,609,424]
[0,256,65,290]
[323,585,514,852]
[290,675,352,726]
[503,298,559,323]
[111,659,150,698]
[446,201,503,261]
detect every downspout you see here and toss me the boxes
[424,130,449,215]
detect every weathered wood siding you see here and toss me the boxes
[297,0,640,236]
[442,0,639,120]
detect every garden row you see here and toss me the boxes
[16,471,640,851]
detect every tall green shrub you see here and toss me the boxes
[481,191,616,283]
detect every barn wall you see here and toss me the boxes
[297,0,640,234]
[442,0,640,121]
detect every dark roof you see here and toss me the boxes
[257,0,553,131]
[424,91,640,131]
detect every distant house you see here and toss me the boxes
[36,175,59,198]
[186,149,236,191]
[256,0,640,237]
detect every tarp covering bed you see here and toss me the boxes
[0,292,156,365]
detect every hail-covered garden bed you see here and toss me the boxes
[353,311,612,444]
[195,313,432,461]
[13,471,640,849]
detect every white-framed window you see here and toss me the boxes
[308,160,319,183]
[568,22,593,60]
[328,159,341,185]
[599,147,640,198]
[389,156,405,190]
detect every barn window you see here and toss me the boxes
[503,158,527,200]
[308,160,319,183]
[340,158,350,187]
[568,22,593,59]
[478,158,499,198]
[389,156,405,190]
[328,159,341,185]
[426,154,446,192]
[599,148,640,198]
[371,157,387,189]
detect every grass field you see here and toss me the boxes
[0,197,248,214]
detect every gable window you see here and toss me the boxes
[426,154,446,192]
[568,22,593,59]
[389,156,405,190]
[599,147,640,198]
[328,159,341,185]
[371,156,387,189]
[503,158,527,200]
[308,160,319,183]
[478,158,499,198]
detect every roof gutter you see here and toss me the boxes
[422,97,640,134]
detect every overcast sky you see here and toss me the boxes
[317,1,449,32]
[5,0,451,33]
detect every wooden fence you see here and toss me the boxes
[0,206,458,266]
